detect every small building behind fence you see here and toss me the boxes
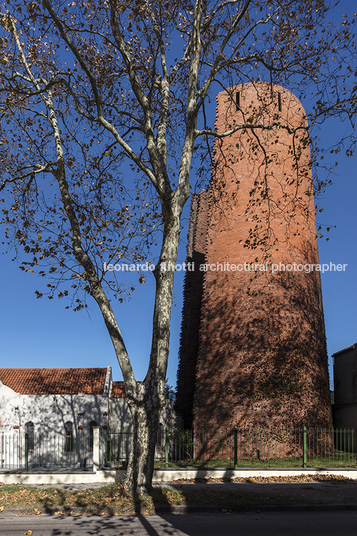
[333,343,357,431]
[0,367,133,469]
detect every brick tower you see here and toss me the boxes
[176,83,332,431]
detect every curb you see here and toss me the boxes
[1,503,357,517]
[153,503,357,514]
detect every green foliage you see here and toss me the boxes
[164,380,176,402]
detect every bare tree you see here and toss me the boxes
[0,0,356,493]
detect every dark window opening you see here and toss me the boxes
[278,92,282,112]
[25,422,34,451]
[236,91,241,109]
[65,421,73,452]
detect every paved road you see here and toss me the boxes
[1,511,357,535]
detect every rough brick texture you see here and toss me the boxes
[176,83,332,431]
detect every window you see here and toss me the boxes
[25,421,34,451]
[89,421,98,451]
[65,421,73,452]
[236,91,241,110]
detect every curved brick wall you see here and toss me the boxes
[176,83,332,431]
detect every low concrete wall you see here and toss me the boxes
[1,467,357,486]
[0,469,124,486]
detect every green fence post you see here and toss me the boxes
[352,429,355,460]
[25,433,29,472]
[234,426,238,469]
[303,426,307,468]
[165,427,169,468]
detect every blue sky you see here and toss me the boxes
[0,2,356,391]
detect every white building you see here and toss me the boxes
[0,367,132,468]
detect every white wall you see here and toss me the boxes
[0,382,111,468]
[0,384,109,435]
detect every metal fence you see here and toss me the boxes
[1,427,357,471]
[152,427,357,468]
[0,431,95,470]
[104,431,132,468]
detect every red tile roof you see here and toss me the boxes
[0,368,108,395]
[111,381,126,398]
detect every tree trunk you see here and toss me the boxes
[124,389,160,495]
[123,215,182,495]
